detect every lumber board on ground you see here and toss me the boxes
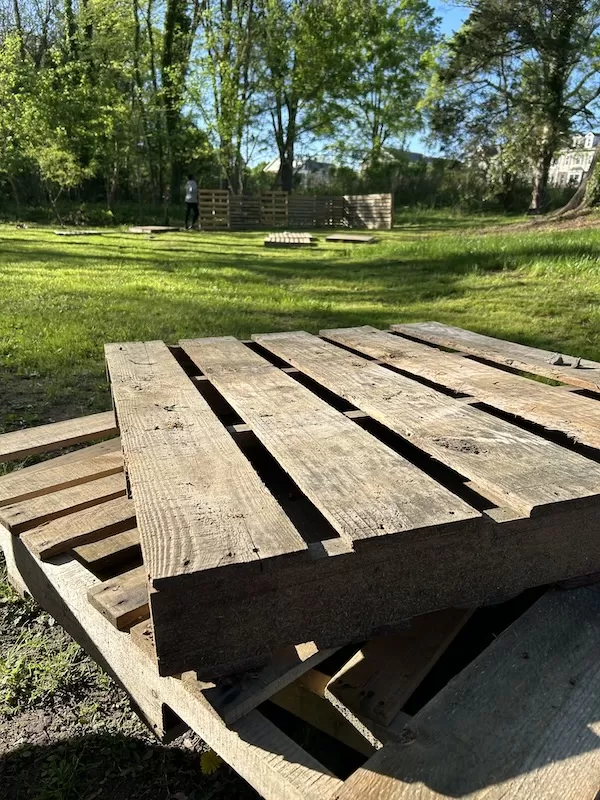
[321,326,600,452]
[334,588,600,800]
[21,495,135,559]
[181,336,477,547]
[393,321,600,391]
[254,331,600,517]
[53,230,102,236]
[325,234,376,244]
[127,226,180,234]
[88,565,149,629]
[0,449,123,507]
[104,340,308,584]
[0,473,127,534]
[326,609,472,727]
[0,411,117,463]
[73,527,140,570]
[0,525,343,800]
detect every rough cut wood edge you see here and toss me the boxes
[392,321,600,392]
[0,411,117,463]
[73,528,141,571]
[0,525,343,800]
[88,566,150,630]
[333,587,600,800]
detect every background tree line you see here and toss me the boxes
[2,0,600,218]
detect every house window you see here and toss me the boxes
[568,173,581,186]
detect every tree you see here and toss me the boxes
[430,0,600,212]
[335,0,438,167]
[255,0,362,192]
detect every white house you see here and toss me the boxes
[549,132,600,187]
[263,156,334,188]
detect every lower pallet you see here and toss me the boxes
[4,522,600,799]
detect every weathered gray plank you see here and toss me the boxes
[104,341,308,586]
[21,495,136,559]
[254,331,600,517]
[88,565,149,630]
[0,473,127,534]
[393,320,600,391]
[0,449,123,507]
[0,411,117,463]
[334,588,600,800]
[180,336,478,547]
[321,326,600,452]
[73,527,141,570]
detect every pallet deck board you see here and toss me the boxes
[88,565,149,629]
[325,234,376,244]
[0,410,117,463]
[180,336,478,546]
[0,472,127,534]
[0,449,123,508]
[21,495,136,559]
[335,588,600,800]
[254,331,600,516]
[321,326,600,452]
[104,340,309,586]
[393,320,600,391]
[73,527,141,570]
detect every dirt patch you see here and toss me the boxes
[432,437,487,455]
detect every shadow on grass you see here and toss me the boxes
[1,732,257,800]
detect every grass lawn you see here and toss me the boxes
[2,209,600,799]
[2,211,600,436]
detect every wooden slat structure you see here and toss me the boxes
[392,320,600,392]
[95,329,600,678]
[264,232,316,248]
[194,191,392,231]
[3,321,600,799]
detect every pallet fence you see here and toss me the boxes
[197,191,392,230]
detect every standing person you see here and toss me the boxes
[184,174,199,230]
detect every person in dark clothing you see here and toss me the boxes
[185,174,199,229]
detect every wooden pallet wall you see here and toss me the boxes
[197,191,392,230]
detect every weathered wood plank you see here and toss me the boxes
[0,411,117,463]
[73,527,140,570]
[393,321,600,391]
[334,588,600,800]
[87,565,149,630]
[0,449,123,507]
[21,495,135,559]
[0,473,127,534]
[104,340,308,586]
[327,609,472,728]
[325,234,376,244]
[0,525,342,800]
[254,331,600,517]
[180,337,478,547]
[321,326,600,452]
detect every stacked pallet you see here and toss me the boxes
[3,322,600,798]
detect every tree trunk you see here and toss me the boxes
[529,147,553,213]
[553,145,600,216]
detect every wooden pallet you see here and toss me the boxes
[127,226,180,234]
[99,327,600,678]
[2,432,600,798]
[2,373,600,797]
[264,232,316,247]
[325,233,376,244]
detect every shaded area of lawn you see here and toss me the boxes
[1,214,600,433]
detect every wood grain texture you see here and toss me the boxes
[180,337,478,547]
[0,411,117,463]
[327,609,472,727]
[321,326,600,452]
[254,331,600,517]
[333,588,600,800]
[0,473,127,534]
[393,320,600,391]
[0,449,123,507]
[21,495,135,559]
[88,565,149,629]
[73,527,140,570]
[105,341,308,586]
[1,525,343,800]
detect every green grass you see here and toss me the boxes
[2,211,600,435]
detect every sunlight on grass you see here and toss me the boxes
[2,215,600,429]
